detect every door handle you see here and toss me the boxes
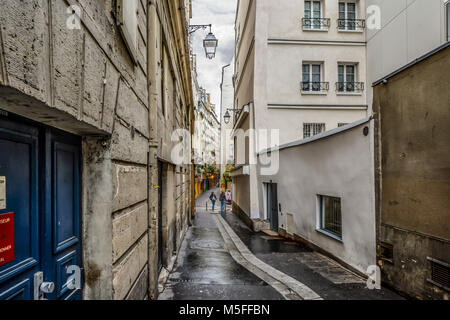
[40,282,55,294]
[34,272,55,300]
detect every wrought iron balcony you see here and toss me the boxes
[336,82,365,93]
[301,82,329,92]
[302,18,331,30]
[337,19,366,30]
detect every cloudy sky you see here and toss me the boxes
[190,0,237,118]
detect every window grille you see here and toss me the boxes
[427,257,450,292]
[303,123,325,138]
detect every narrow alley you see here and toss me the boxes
[0,0,448,306]
[159,189,403,300]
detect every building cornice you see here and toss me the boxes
[258,116,372,155]
[268,104,368,110]
[268,39,366,46]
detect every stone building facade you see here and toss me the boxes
[0,0,193,300]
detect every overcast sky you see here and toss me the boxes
[190,0,237,118]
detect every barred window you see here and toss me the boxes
[338,123,348,127]
[318,195,342,239]
[303,123,325,139]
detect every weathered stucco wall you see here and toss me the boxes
[373,44,450,299]
[261,121,376,273]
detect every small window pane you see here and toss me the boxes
[339,3,346,18]
[305,1,311,12]
[312,64,321,75]
[347,3,356,14]
[347,3,356,29]
[302,64,310,81]
[319,195,342,238]
[302,65,310,91]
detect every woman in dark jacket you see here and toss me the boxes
[209,191,217,211]
[219,191,226,213]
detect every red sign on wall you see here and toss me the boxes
[0,212,14,267]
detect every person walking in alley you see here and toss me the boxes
[219,191,226,213]
[209,191,217,211]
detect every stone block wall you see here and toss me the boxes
[0,0,193,300]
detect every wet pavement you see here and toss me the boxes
[159,188,404,300]
[158,189,283,300]
[222,209,404,300]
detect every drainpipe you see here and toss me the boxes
[219,64,230,177]
[147,0,159,300]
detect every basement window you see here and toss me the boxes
[116,0,139,64]
[317,195,342,240]
[427,257,450,292]
[379,242,394,263]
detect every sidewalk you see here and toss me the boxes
[222,210,404,300]
[158,188,284,300]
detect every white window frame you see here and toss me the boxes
[302,62,326,93]
[303,123,325,139]
[116,0,139,64]
[304,1,324,30]
[338,1,358,31]
[316,195,342,241]
[337,62,359,93]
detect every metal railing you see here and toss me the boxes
[301,82,329,92]
[302,18,331,30]
[336,82,365,93]
[337,19,366,30]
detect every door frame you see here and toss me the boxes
[264,182,279,232]
[0,112,83,300]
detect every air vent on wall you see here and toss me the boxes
[427,257,450,292]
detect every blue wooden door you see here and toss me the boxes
[0,115,82,300]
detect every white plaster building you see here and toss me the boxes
[366,0,450,107]
[193,85,220,167]
[230,0,449,277]
[231,0,369,228]
[219,59,235,177]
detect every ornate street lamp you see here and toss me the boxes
[223,108,241,124]
[189,24,218,60]
[223,110,231,124]
[203,31,218,59]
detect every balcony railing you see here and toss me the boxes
[302,18,331,30]
[336,82,365,93]
[301,82,329,92]
[337,19,366,31]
